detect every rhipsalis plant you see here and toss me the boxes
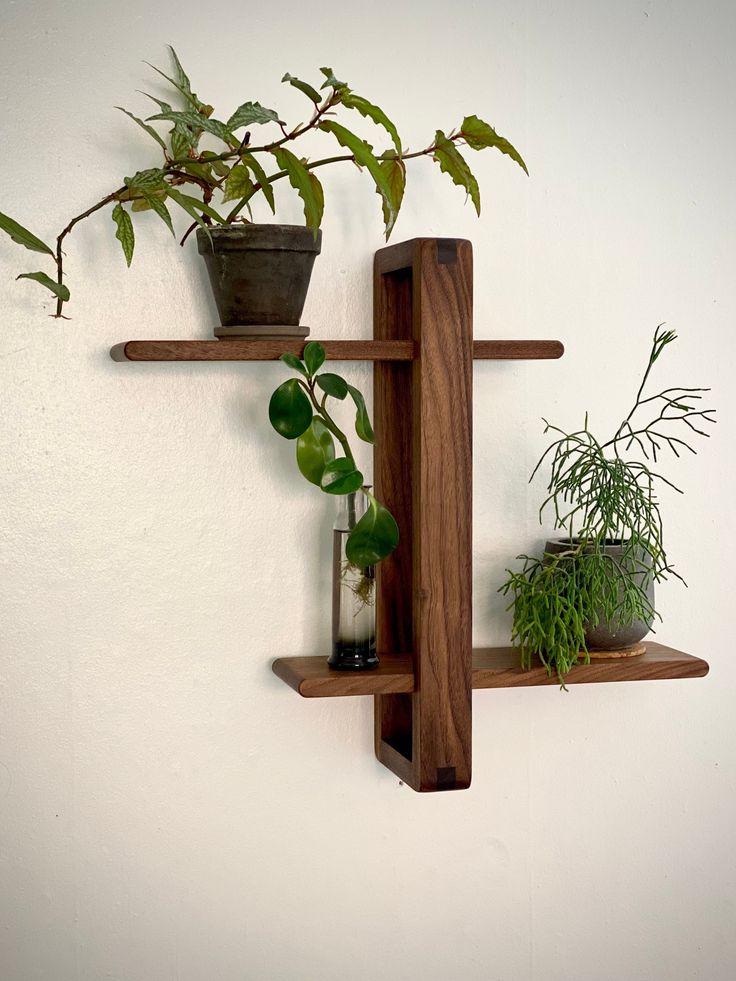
[268,341,399,571]
[499,326,715,686]
[0,46,528,318]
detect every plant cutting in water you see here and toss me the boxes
[268,340,399,576]
[0,46,528,317]
[499,325,715,686]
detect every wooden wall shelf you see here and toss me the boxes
[272,644,708,697]
[110,338,564,362]
[112,235,708,793]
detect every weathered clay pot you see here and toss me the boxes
[544,538,654,650]
[197,224,322,335]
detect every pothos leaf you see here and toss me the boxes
[111,203,134,266]
[271,147,324,232]
[347,384,374,444]
[116,107,168,151]
[346,496,399,567]
[0,211,54,255]
[320,457,364,495]
[296,418,336,485]
[433,130,480,216]
[16,271,69,302]
[318,120,399,237]
[282,72,321,105]
[303,341,325,376]
[226,101,282,130]
[316,372,348,399]
[269,379,313,439]
[341,92,402,154]
[279,352,308,376]
[459,114,529,175]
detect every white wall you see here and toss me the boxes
[1,2,734,979]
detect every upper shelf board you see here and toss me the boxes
[110,339,564,362]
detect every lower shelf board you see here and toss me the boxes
[272,643,708,698]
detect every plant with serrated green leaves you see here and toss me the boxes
[499,325,715,687]
[0,46,528,318]
[268,341,399,578]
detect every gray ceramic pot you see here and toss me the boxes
[197,224,322,332]
[544,538,654,650]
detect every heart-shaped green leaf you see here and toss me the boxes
[316,372,348,400]
[297,419,336,485]
[303,341,325,376]
[279,352,308,376]
[346,497,400,568]
[320,458,364,495]
[269,379,313,439]
[347,385,374,443]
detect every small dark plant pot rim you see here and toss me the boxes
[196,223,322,254]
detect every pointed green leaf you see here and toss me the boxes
[433,130,480,216]
[124,168,167,191]
[318,120,399,237]
[279,352,308,376]
[147,110,233,143]
[342,92,402,153]
[139,190,174,235]
[268,379,313,439]
[378,155,405,236]
[316,372,348,400]
[459,114,528,175]
[303,341,325,376]
[296,418,336,485]
[170,122,197,159]
[145,47,209,114]
[226,101,282,130]
[282,73,321,105]
[201,151,231,178]
[347,384,374,444]
[222,164,254,203]
[320,458,364,495]
[272,147,324,231]
[139,92,172,114]
[240,153,276,213]
[116,107,168,151]
[168,45,194,98]
[16,271,69,302]
[111,203,134,266]
[165,187,210,239]
[346,497,399,567]
[165,188,225,224]
[319,67,348,91]
[0,211,54,256]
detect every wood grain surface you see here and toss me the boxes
[110,339,563,362]
[374,238,474,792]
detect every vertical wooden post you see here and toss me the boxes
[373,239,473,792]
